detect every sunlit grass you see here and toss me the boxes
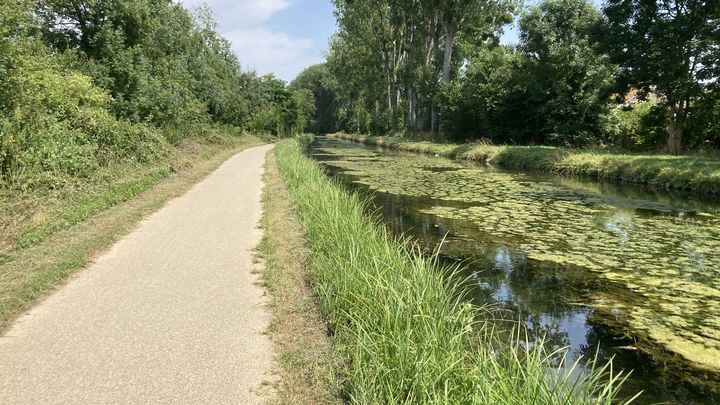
[275,136,638,404]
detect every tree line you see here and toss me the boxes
[292,0,719,154]
[1,0,313,187]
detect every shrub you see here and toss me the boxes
[609,99,666,151]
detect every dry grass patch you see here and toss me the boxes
[258,152,342,405]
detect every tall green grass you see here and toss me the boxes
[274,137,637,404]
[331,133,720,195]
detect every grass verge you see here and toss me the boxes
[330,133,720,195]
[0,133,264,330]
[258,151,342,404]
[274,136,638,404]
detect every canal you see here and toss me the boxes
[308,136,720,404]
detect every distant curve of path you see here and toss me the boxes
[0,144,276,404]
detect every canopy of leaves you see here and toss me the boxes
[290,64,340,134]
[442,0,616,145]
[325,0,720,152]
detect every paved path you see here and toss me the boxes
[0,144,276,404]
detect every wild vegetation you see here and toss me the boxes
[290,0,719,154]
[0,0,310,192]
[0,0,317,272]
[275,136,636,404]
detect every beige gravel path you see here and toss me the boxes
[0,144,276,404]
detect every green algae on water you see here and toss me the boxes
[310,139,720,379]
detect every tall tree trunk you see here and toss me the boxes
[437,23,456,140]
[390,80,399,132]
[385,78,393,133]
[667,122,683,155]
[666,102,685,155]
[373,99,380,133]
[431,104,438,135]
[429,15,441,137]
[417,94,425,132]
[442,25,455,83]
[407,87,416,132]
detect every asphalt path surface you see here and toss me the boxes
[0,144,276,404]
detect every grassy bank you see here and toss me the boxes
[0,130,264,329]
[331,133,720,195]
[274,136,636,404]
[258,151,342,404]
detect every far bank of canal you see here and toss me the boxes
[308,136,720,404]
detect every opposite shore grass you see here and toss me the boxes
[0,133,264,330]
[330,133,720,196]
[274,136,638,404]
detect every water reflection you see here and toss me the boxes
[604,210,634,248]
[308,136,720,404]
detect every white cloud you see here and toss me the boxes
[178,0,318,81]
[223,27,320,79]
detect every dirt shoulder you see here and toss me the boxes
[259,151,342,404]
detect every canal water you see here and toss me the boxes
[307,136,720,404]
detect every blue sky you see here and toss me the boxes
[179,0,604,82]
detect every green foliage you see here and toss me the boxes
[1,0,304,190]
[687,91,720,152]
[35,0,306,132]
[0,10,166,188]
[327,30,389,134]
[439,46,520,141]
[517,0,616,145]
[608,98,666,150]
[290,64,339,134]
[328,0,515,135]
[40,0,216,125]
[442,0,616,145]
[602,0,720,153]
[247,74,314,136]
[327,0,719,152]
[291,88,316,134]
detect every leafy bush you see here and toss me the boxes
[0,34,167,188]
[608,100,667,151]
[688,91,720,152]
